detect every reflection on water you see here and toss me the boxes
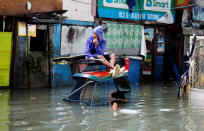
[0,90,9,131]
[0,81,204,131]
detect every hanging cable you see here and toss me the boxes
[70,0,200,11]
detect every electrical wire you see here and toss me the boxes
[70,0,200,11]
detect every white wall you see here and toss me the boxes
[63,0,94,22]
[61,25,92,55]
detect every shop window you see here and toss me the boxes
[30,30,47,52]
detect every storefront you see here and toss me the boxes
[13,12,70,88]
[14,21,51,88]
[0,0,63,88]
[142,27,166,80]
[96,0,175,81]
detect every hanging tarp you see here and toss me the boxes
[0,32,12,87]
[104,22,145,56]
[98,0,175,24]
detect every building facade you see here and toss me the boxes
[1,0,183,88]
[0,0,63,88]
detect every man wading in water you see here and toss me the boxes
[85,26,124,77]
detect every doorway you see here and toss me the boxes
[141,27,166,81]
[28,25,50,88]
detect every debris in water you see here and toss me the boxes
[30,97,37,100]
[112,103,118,111]
[159,109,174,112]
[119,109,140,114]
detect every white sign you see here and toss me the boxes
[157,11,174,24]
[103,0,128,9]
[18,22,36,37]
[198,0,204,6]
[144,0,171,12]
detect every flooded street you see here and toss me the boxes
[1,81,204,131]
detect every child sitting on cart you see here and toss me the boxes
[85,26,124,77]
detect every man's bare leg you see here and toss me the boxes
[109,53,115,68]
[98,54,120,77]
[98,55,114,69]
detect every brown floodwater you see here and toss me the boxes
[0,81,204,131]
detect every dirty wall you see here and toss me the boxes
[60,26,92,56]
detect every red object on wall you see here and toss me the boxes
[124,58,129,70]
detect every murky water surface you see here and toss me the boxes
[1,81,204,131]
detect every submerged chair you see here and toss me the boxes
[53,55,131,106]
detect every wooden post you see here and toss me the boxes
[200,40,204,88]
